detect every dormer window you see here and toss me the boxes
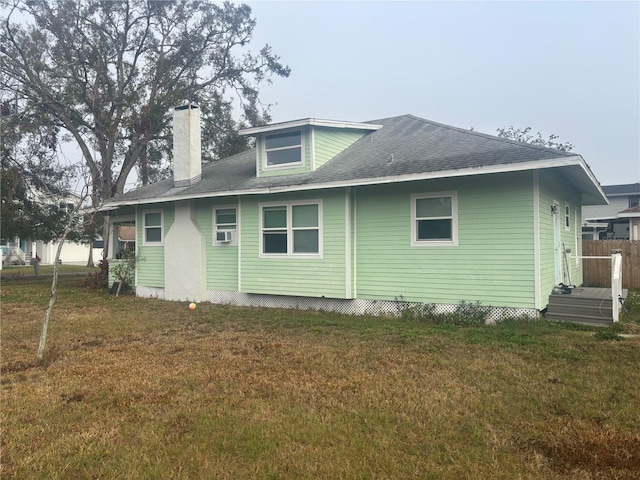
[265,130,302,167]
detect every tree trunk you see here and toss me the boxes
[37,193,91,361]
[86,240,94,267]
[36,230,67,361]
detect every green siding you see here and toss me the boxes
[240,189,348,298]
[112,206,135,218]
[355,173,536,308]
[136,203,174,288]
[313,127,367,169]
[537,169,583,305]
[194,198,239,291]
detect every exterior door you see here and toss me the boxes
[553,202,562,284]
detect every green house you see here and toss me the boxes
[102,104,607,318]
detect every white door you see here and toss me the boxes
[553,203,562,284]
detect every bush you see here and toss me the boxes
[84,258,109,290]
[110,251,136,295]
[399,300,489,326]
[622,289,640,322]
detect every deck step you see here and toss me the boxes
[544,287,627,326]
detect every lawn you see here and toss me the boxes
[2,275,639,479]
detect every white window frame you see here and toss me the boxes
[411,192,458,247]
[213,205,238,246]
[565,203,571,231]
[142,209,164,246]
[262,128,304,170]
[259,200,323,258]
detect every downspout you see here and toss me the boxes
[345,187,352,298]
[237,195,242,292]
[134,205,138,289]
[353,186,358,298]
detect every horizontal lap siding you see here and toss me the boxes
[356,173,536,308]
[313,128,367,169]
[136,203,174,288]
[195,198,238,291]
[240,190,347,298]
[538,170,583,302]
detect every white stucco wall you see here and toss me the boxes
[163,200,206,302]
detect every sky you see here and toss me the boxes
[244,0,640,186]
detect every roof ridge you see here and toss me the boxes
[376,114,577,158]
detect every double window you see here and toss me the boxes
[214,207,237,244]
[264,130,303,167]
[143,210,163,246]
[261,201,321,257]
[411,192,458,246]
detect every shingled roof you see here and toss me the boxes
[602,183,640,196]
[103,114,606,208]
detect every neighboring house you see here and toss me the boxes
[582,183,640,240]
[1,192,102,267]
[101,105,606,317]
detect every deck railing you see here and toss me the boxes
[571,249,623,322]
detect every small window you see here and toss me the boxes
[264,130,302,167]
[214,207,237,244]
[143,210,163,245]
[260,201,321,256]
[565,204,570,230]
[630,195,639,208]
[412,193,458,246]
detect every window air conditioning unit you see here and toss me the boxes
[217,231,233,243]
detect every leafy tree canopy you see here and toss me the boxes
[1,0,290,206]
[1,98,81,242]
[497,126,574,152]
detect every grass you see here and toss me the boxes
[1,264,97,278]
[2,276,640,479]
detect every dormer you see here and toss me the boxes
[240,118,381,178]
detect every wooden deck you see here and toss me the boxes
[545,287,629,327]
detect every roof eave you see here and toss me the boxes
[240,118,382,135]
[100,155,607,209]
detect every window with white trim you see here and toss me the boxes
[214,207,237,244]
[260,201,321,256]
[264,130,303,167]
[565,204,570,230]
[143,210,163,245]
[411,192,458,246]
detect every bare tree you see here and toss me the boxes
[2,0,289,254]
[497,126,574,152]
[37,183,97,361]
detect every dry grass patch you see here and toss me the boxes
[2,277,640,479]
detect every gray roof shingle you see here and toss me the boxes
[602,183,640,196]
[106,114,605,206]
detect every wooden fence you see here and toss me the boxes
[582,241,640,288]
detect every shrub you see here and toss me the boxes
[110,251,136,294]
[84,258,109,290]
[398,299,489,326]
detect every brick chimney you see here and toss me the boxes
[173,102,201,187]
